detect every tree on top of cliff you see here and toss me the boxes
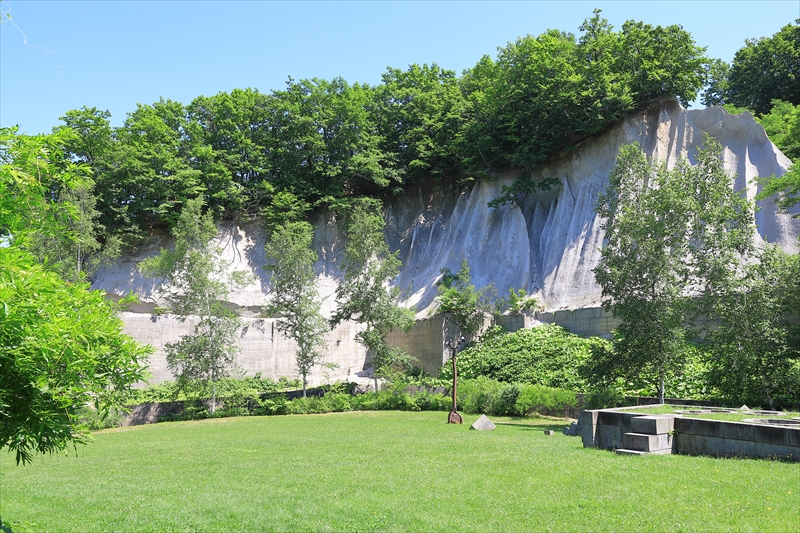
[728,20,799,116]
[472,9,707,207]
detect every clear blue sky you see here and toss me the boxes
[1,1,798,135]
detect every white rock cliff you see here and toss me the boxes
[92,99,799,383]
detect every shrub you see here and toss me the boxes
[441,325,607,391]
[490,383,521,416]
[515,384,577,416]
[457,377,503,414]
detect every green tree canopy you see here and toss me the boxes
[727,21,799,116]
[264,220,327,397]
[0,129,149,465]
[592,137,754,402]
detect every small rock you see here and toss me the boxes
[470,414,496,431]
[544,430,555,436]
[740,404,750,411]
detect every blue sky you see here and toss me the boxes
[1,1,798,135]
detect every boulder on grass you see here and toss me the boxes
[470,414,496,431]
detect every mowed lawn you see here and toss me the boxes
[1,411,798,533]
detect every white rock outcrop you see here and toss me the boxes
[91,99,799,383]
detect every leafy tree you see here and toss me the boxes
[701,58,731,107]
[54,106,114,165]
[109,98,203,236]
[435,259,498,340]
[139,197,244,412]
[469,10,707,207]
[0,127,119,281]
[374,64,467,183]
[703,245,800,407]
[186,88,275,219]
[0,130,149,465]
[593,137,754,402]
[30,181,121,283]
[753,100,800,215]
[330,198,415,389]
[264,220,327,397]
[727,21,799,116]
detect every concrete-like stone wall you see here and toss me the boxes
[534,308,621,337]
[581,407,800,461]
[673,417,800,461]
[122,307,621,384]
[385,316,450,377]
[123,312,368,385]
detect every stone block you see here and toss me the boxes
[470,414,496,431]
[754,443,799,461]
[623,432,673,452]
[753,424,792,446]
[631,415,675,435]
[580,410,598,447]
[597,425,623,448]
[544,430,555,436]
[689,418,725,438]
[789,427,800,447]
[615,449,648,456]
[720,422,755,442]
[717,438,758,458]
[598,411,622,426]
[674,417,693,434]
[675,434,707,456]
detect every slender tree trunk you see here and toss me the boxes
[658,367,665,404]
[303,373,307,398]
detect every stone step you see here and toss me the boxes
[631,415,675,435]
[622,432,673,452]
[615,448,672,456]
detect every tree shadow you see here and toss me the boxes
[495,421,569,433]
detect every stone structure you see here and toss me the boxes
[581,407,800,461]
[470,414,496,431]
[91,100,799,384]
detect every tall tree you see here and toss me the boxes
[592,137,754,402]
[435,259,498,341]
[754,100,800,215]
[727,21,799,116]
[331,198,415,389]
[0,129,149,465]
[704,245,800,407]
[264,219,328,397]
[139,197,245,413]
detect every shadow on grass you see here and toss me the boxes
[494,421,569,432]
[0,518,36,533]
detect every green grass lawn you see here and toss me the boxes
[1,411,798,533]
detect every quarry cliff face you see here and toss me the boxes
[91,99,799,383]
[94,98,798,316]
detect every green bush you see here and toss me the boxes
[456,377,503,414]
[515,384,577,416]
[441,325,607,391]
[490,383,521,416]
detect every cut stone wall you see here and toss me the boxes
[581,407,800,461]
[123,312,368,385]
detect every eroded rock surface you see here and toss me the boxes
[91,100,799,384]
